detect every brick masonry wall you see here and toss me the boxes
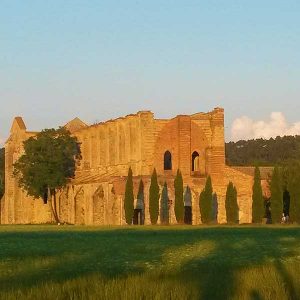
[1,108,256,225]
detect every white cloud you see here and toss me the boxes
[231,112,300,141]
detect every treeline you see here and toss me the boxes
[226,135,300,166]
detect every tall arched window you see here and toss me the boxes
[164,151,172,170]
[192,151,200,172]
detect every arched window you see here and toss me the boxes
[192,151,200,172]
[164,151,172,170]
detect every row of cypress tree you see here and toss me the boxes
[252,163,300,224]
[124,168,186,225]
[124,168,240,225]
[124,164,300,225]
[213,163,300,224]
[256,162,300,224]
[200,176,239,224]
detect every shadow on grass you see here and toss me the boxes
[0,226,300,299]
[250,290,264,300]
[171,227,300,299]
[274,260,297,299]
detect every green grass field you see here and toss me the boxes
[0,225,300,300]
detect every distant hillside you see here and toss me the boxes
[226,136,300,166]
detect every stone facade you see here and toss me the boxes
[0,108,261,225]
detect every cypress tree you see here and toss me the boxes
[199,176,213,224]
[174,169,184,223]
[225,181,239,224]
[149,168,160,224]
[137,179,145,225]
[212,192,218,223]
[160,182,169,225]
[252,166,264,223]
[270,166,283,224]
[287,162,300,223]
[124,167,134,225]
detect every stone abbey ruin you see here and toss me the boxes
[0,107,266,225]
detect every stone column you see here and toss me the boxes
[90,128,97,169]
[209,108,225,183]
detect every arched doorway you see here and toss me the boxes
[192,151,200,172]
[133,180,145,225]
[74,187,85,225]
[283,189,290,221]
[164,151,172,170]
[184,186,192,224]
[133,199,144,225]
[59,187,70,224]
[93,185,105,225]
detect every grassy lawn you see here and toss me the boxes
[0,225,300,300]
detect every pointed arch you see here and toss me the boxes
[192,151,200,172]
[93,185,105,225]
[184,186,192,224]
[164,151,172,170]
[74,187,85,225]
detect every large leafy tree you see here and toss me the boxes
[124,167,134,225]
[225,181,239,224]
[199,176,213,224]
[270,166,283,223]
[149,168,160,224]
[252,166,264,223]
[13,128,81,223]
[174,169,184,223]
[160,182,169,225]
[0,148,4,199]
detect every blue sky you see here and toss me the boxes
[1,0,300,144]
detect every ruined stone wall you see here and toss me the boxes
[153,118,179,175]
[153,108,224,179]
[54,182,124,225]
[75,111,155,178]
[1,119,52,224]
[191,108,225,183]
[1,108,256,225]
[219,167,254,223]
